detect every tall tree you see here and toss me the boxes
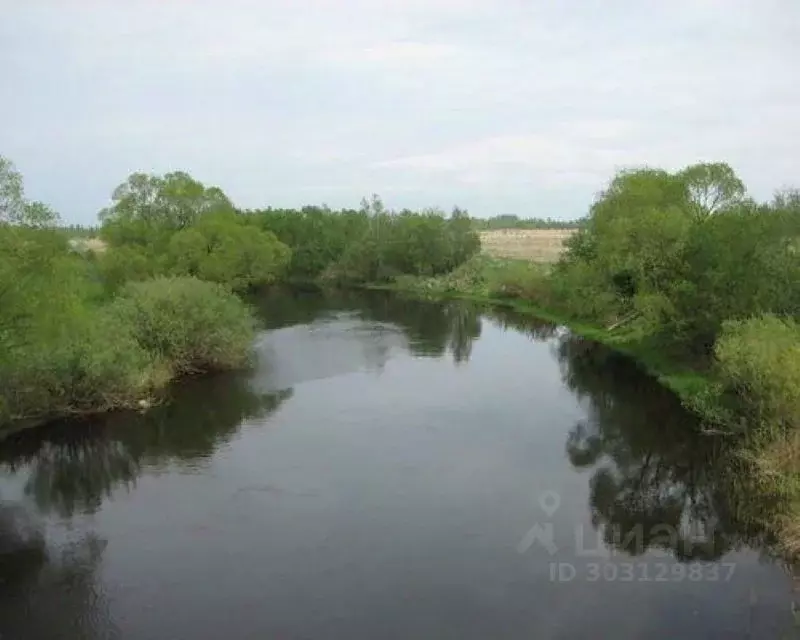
[679,162,745,217]
[0,156,59,227]
[99,171,234,246]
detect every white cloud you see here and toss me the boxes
[1,0,798,222]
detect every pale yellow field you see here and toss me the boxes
[479,229,576,262]
[68,237,108,253]
[76,232,574,263]
[83,237,108,253]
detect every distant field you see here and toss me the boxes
[72,232,575,264]
[68,237,108,253]
[479,229,576,262]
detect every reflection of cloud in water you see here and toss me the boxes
[0,502,116,639]
[251,314,408,391]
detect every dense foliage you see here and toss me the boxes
[0,158,258,427]
[246,196,480,283]
[713,315,800,432]
[388,164,799,552]
[98,172,292,293]
[109,277,256,375]
[548,163,799,370]
[245,205,368,279]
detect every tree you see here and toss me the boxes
[0,156,59,227]
[556,167,693,323]
[251,206,369,278]
[99,171,234,247]
[166,212,291,291]
[679,162,745,218]
[360,193,387,217]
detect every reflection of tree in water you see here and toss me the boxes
[250,287,484,365]
[109,373,292,465]
[486,306,560,342]
[349,291,482,363]
[247,286,348,330]
[0,373,291,518]
[0,425,139,518]
[0,503,117,638]
[446,304,482,364]
[0,289,482,521]
[0,364,292,637]
[556,335,772,561]
[259,288,484,364]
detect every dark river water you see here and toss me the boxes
[1,289,797,639]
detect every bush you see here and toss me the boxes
[109,276,256,375]
[486,260,552,300]
[0,309,163,423]
[714,314,800,431]
[548,261,619,323]
[95,244,159,293]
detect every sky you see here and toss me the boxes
[2,0,798,224]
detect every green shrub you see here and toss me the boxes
[109,276,256,375]
[0,309,162,423]
[486,259,552,301]
[95,244,159,293]
[548,261,619,323]
[714,314,800,430]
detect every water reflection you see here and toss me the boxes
[252,287,483,364]
[485,305,560,342]
[0,292,483,518]
[353,292,482,363]
[0,373,291,517]
[0,291,796,638]
[249,286,344,330]
[554,334,781,561]
[0,504,116,638]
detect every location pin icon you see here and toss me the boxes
[538,490,561,517]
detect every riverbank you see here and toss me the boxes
[363,258,800,560]
[366,257,712,410]
[0,276,257,436]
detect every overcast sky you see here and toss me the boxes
[2,0,798,224]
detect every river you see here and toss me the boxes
[0,289,797,639]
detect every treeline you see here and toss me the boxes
[96,174,479,291]
[0,158,481,427]
[245,198,479,283]
[473,214,583,230]
[60,224,99,238]
[545,164,799,434]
